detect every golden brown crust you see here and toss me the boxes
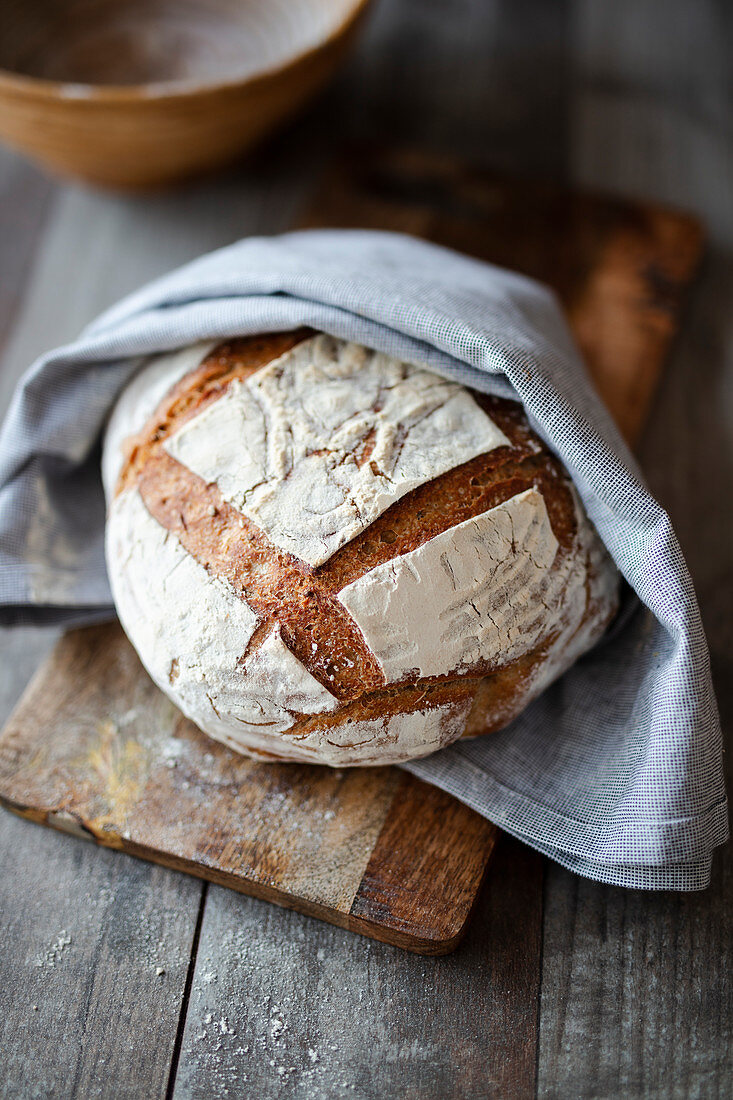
[136,448,386,701]
[114,332,618,750]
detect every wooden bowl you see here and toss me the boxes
[0,0,371,189]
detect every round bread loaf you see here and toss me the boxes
[103,330,619,766]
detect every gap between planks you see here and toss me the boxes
[166,883,209,1100]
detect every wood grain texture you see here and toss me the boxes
[350,775,497,946]
[0,621,497,954]
[537,3,733,1097]
[0,812,203,1100]
[538,856,733,1100]
[171,837,542,1100]
[0,150,207,1100]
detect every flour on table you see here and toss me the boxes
[338,488,588,682]
[164,334,511,566]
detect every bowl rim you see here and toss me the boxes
[0,0,371,103]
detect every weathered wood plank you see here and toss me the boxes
[0,812,204,1100]
[538,2,733,1097]
[349,775,497,948]
[0,151,54,357]
[0,151,318,1096]
[539,854,732,1100]
[171,837,543,1100]
[0,622,497,955]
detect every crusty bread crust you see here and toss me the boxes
[110,332,619,762]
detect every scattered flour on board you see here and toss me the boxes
[34,930,72,968]
[270,1014,286,1042]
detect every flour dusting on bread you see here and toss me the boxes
[164,335,510,566]
[104,332,620,767]
[337,487,589,682]
[107,487,339,747]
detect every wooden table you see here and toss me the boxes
[1,2,730,1096]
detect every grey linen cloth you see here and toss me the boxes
[0,230,726,890]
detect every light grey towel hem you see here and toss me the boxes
[403,754,728,866]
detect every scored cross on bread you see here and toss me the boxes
[104,331,619,766]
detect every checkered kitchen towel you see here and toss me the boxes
[0,230,727,889]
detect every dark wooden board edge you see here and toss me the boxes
[349,775,499,948]
[0,784,495,955]
[0,618,496,955]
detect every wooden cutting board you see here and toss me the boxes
[0,152,702,954]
